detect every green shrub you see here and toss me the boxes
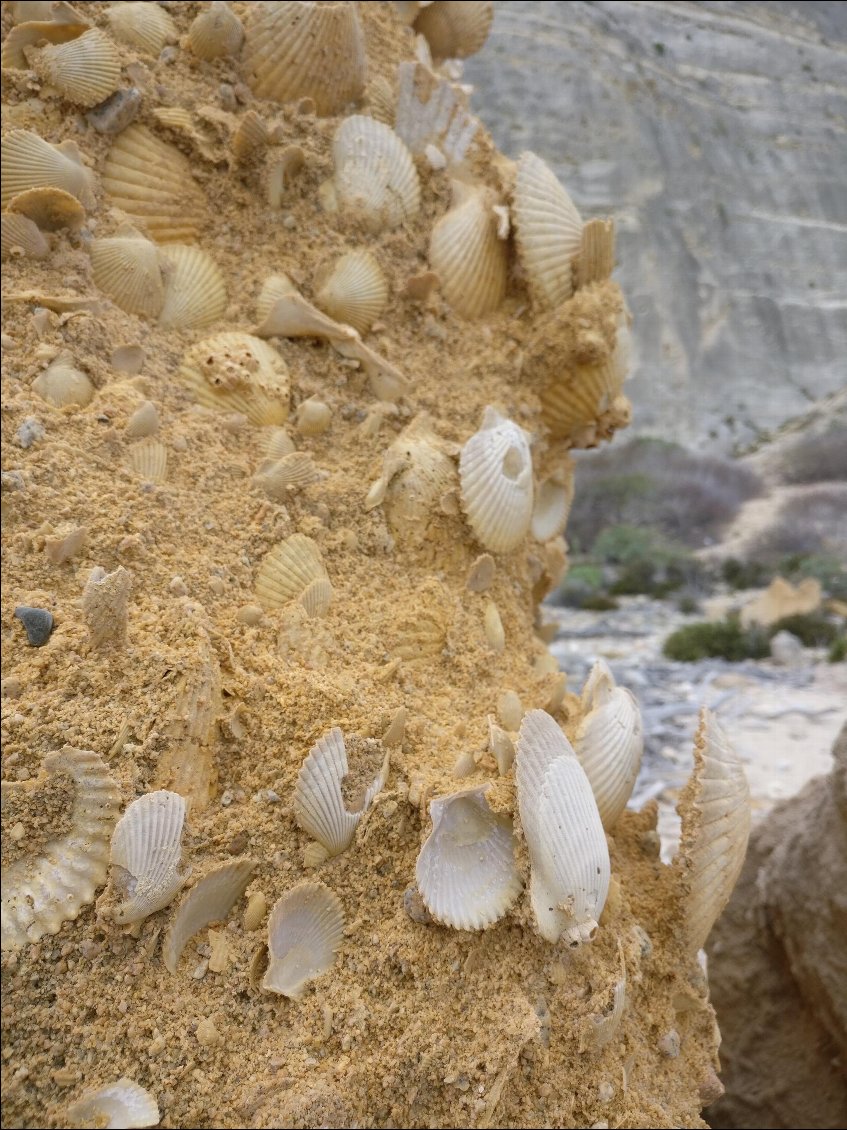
[769,613,840,647]
[663,619,770,662]
[829,636,847,663]
[721,557,771,590]
[677,594,700,615]
[580,594,620,612]
[550,563,604,608]
[593,525,706,597]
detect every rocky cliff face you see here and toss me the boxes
[465,1,847,451]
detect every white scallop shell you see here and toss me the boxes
[1,129,95,210]
[415,786,521,930]
[575,674,643,831]
[413,0,493,60]
[90,229,165,319]
[1,747,121,951]
[82,565,131,650]
[429,182,507,319]
[255,533,332,615]
[516,709,610,945]
[254,452,321,499]
[314,250,388,335]
[294,727,389,857]
[31,27,120,107]
[102,125,207,244]
[32,352,94,407]
[162,858,255,973]
[255,273,298,323]
[127,438,168,483]
[262,881,345,999]
[158,244,227,330]
[330,116,421,233]
[574,218,615,289]
[394,61,480,167]
[513,151,582,309]
[243,0,366,116]
[580,657,615,714]
[1,212,49,261]
[108,790,187,926]
[673,709,751,953]
[459,406,534,553]
[188,2,243,60]
[531,467,574,542]
[105,1,177,55]
[65,1078,160,1130]
[179,332,290,425]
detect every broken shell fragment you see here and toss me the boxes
[488,716,515,775]
[540,356,623,442]
[127,438,168,483]
[314,250,388,335]
[429,182,507,318]
[483,600,505,651]
[179,332,290,425]
[256,274,297,323]
[89,229,165,319]
[575,663,643,830]
[0,213,49,261]
[394,61,480,168]
[262,881,345,999]
[513,151,582,309]
[415,786,521,930]
[188,2,244,60]
[65,1078,160,1130]
[574,219,616,289]
[162,858,255,973]
[413,1,494,60]
[108,790,187,926]
[158,244,227,331]
[231,110,268,164]
[255,533,332,616]
[32,352,94,407]
[6,186,85,232]
[82,565,132,649]
[105,1,177,55]
[125,401,159,438]
[459,407,534,553]
[1,747,121,951]
[1,129,95,210]
[254,452,321,499]
[329,116,421,233]
[31,27,120,107]
[531,467,574,542]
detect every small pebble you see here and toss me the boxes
[237,604,263,626]
[658,1028,681,1058]
[196,1017,221,1047]
[16,418,44,449]
[14,606,54,647]
[1,677,22,699]
[87,87,141,133]
[403,888,432,925]
[219,82,237,111]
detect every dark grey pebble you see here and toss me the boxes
[14,606,54,647]
[87,87,141,134]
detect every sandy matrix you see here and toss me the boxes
[2,4,735,1127]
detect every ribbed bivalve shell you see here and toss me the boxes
[255,533,332,616]
[413,1,494,60]
[162,858,255,973]
[294,727,389,857]
[105,2,177,55]
[262,881,345,999]
[179,332,290,425]
[243,1,366,116]
[127,438,168,483]
[1,129,95,210]
[158,244,227,330]
[108,790,187,925]
[31,27,120,107]
[65,1078,160,1130]
[188,2,244,60]
[330,116,421,232]
[513,151,583,309]
[415,786,521,930]
[531,467,574,542]
[459,406,534,553]
[516,710,610,945]
[314,250,388,335]
[1,213,49,261]
[674,709,751,954]
[429,181,507,318]
[1,747,121,951]
[32,352,94,407]
[102,125,207,244]
[90,229,165,319]
[575,662,643,830]
[540,355,623,441]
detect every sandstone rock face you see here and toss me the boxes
[465,2,847,451]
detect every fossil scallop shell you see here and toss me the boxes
[516,709,610,945]
[158,244,227,330]
[314,250,388,335]
[459,406,534,553]
[89,228,165,319]
[231,109,268,164]
[127,437,168,483]
[65,1078,160,1130]
[0,212,50,260]
[82,565,131,650]
[330,116,421,233]
[413,0,494,60]
[394,61,480,168]
[2,7,89,71]
[32,352,94,407]
[513,151,583,310]
[429,181,507,319]
[1,130,95,210]
[243,1,366,116]
[254,451,321,499]
[102,125,207,244]
[262,881,345,999]
[294,727,389,858]
[108,790,187,926]
[31,27,120,107]
[179,332,290,425]
[188,1,244,60]
[531,467,574,542]
[575,668,643,830]
[126,401,158,438]
[162,858,255,973]
[674,709,751,953]
[6,185,86,232]
[255,533,332,615]
[415,786,521,930]
[1,747,121,951]
[255,273,298,323]
[540,356,622,440]
[574,218,616,289]
[105,1,177,54]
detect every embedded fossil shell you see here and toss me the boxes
[89,228,165,319]
[231,109,268,164]
[365,73,394,125]
[575,666,643,830]
[294,727,389,857]
[413,1,494,60]
[516,709,610,945]
[1,130,95,210]
[415,786,521,930]
[105,1,177,55]
[459,407,534,553]
[82,565,132,649]
[125,401,159,438]
[263,426,296,460]
[158,244,227,330]
[265,145,306,206]
[127,438,168,483]
[108,790,187,925]
[674,709,751,953]
[188,2,244,60]
[178,332,290,425]
[243,1,367,116]
[255,533,332,615]
[254,452,322,499]
[540,356,623,441]
[513,151,583,310]
[102,125,207,244]
[580,946,627,1051]
[294,397,332,436]
[262,881,345,999]
[580,657,615,713]
[329,116,421,233]
[394,61,480,168]
[162,858,255,973]
[0,212,49,261]
[1,747,121,951]
[31,27,120,107]
[531,467,574,542]
[574,218,616,289]
[429,181,507,319]
[314,250,388,335]
[32,352,94,407]
[6,185,86,231]
[488,716,515,775]
[2,7,89,70]
[255,273,298,323]
[483,600,505,651]
[368,414,456,547]
[65,1078,160,1130]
